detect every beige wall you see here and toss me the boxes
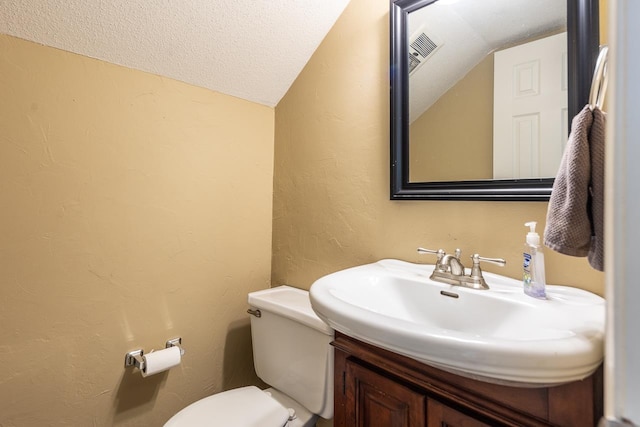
[273,0,604,309]
[0,35,274,425]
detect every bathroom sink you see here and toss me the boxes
[309,259,605,387]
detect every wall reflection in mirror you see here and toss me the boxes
[408,0,567,183]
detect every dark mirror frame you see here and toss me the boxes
[390,0,600,201]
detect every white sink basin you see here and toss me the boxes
[309,259,605,387]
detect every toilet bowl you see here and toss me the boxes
[164,285,334,427]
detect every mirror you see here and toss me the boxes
[390,0,600,201]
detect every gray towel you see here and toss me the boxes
[544,105,606,271]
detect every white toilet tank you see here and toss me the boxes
[248,285,334,419]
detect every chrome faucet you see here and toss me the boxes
[417,247,506,290]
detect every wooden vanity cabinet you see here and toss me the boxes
[332,332,602,427]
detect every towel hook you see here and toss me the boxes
[589,45,609,111]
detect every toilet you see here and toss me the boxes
[164,285,334,427]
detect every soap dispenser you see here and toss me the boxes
[523,221,547,299]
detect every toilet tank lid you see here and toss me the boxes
[163,386,289,427]
[248,285,333,336]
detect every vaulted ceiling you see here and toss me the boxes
[0,0,351,107]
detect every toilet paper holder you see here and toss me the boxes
[124,337,185,371]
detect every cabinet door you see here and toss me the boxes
[345,359,426,427]
[427,399,492,427]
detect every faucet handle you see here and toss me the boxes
[472,254,506,266]
[417,248,446,269]
[417,247,445,257]
[469,254,506,279]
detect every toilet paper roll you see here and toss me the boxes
[142,346,181,377]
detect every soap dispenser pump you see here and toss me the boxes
[523,221,547,299]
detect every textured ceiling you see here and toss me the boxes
[0,0,351,107]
